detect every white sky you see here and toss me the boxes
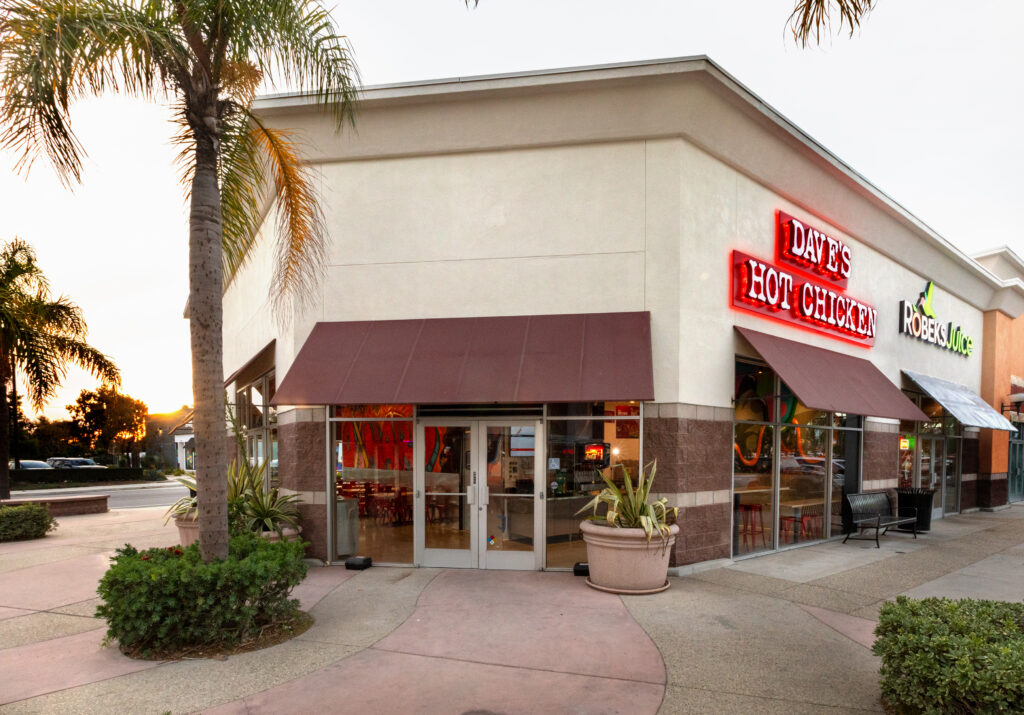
[1,0,1022,419]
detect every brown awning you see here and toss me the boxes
[736,327,927,422]
[224,340,275,388]
[272,312,654,406]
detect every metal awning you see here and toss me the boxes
[737,327,928,422]
[272,312,654,406]
[903,370,1016,431]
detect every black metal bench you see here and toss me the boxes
[843,492,917,548]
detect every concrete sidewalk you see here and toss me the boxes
[1,505,1022,714]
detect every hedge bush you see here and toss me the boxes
[874,596,1024,714]
[0,503,57,541]
[96,533,308,657]
[11,467,146,485]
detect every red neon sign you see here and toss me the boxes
[732,250,876,347]
[776,211,850,290]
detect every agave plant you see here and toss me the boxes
[165,475,199,522]
[576,461,678,542]
[238,487,301,537]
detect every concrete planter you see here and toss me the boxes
[580,520,679,594]
[174,515,301,547]
[173,513,200,548]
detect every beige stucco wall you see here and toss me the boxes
[224,61,1004,410]
[674,138,985,408]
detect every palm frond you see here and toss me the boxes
[0,0,189,183]
[231,0,359,126]
[245,110,326,320]
[788,0,875,47]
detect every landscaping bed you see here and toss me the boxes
[96,533,309,660]
[874,596,1024,714]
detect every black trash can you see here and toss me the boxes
[897,488,935,532]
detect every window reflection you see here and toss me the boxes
[735,362,774,422]
[779,426,827,545]
[545,418,640,568]
[334,420,414,563]
[732,360,863,557]
[733,423,774,557]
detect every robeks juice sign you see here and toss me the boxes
[898,282,973,357]
[731,212,877,347]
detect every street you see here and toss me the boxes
[11,482,189,510]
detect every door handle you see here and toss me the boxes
[467,489,474,505]
[539,491,545,500]
[481,485,489,506]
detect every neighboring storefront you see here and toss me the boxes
[223,57,1024,567]
[973,247,1024,505]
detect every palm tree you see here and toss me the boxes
[788,0,875,46]
[0,1,357,560]
[0,238,120,499]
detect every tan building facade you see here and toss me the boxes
[224,57,1024,569]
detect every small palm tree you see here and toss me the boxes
[0,238,120,499]
[788,0,875,46]
[0,1,357,560]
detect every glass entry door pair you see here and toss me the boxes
[415,420,543,570]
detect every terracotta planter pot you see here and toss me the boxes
[173,513,200,548]
[580,520,679,594]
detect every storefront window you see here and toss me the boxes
[334,404,414,419]
[544,414,640,568]
[734,361,774,422]
[780,383,829,426]
[547,401,640,418]
[333,418,414,564]
[733,423,774,556]
[732,360,862,557]
[779,426,828,545]
[899,390,962,515]
[919,397,943,433]
[233,371,277,487]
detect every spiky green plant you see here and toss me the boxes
[239,486,300,537]
[576,461,677,543]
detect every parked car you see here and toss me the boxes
[46,457,107,469]
[7,460,54,470]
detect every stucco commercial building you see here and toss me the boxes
[973,247,1024,505]
[224,57,1024,569]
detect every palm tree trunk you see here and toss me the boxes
[189,127,229,562]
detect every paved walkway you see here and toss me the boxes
[1,505,1023,713]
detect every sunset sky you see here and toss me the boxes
[1,0,1020,420]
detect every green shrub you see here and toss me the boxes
[874,596,1024,714]
[95,533,308,657]
[0,503,57,541]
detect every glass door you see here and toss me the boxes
[479,422,542,570]
[415,420,543,569]
[920,437,943,519]
[416,422,476,568]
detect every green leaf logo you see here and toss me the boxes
[915,281,937,319]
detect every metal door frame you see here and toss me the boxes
[414,418,544,570]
